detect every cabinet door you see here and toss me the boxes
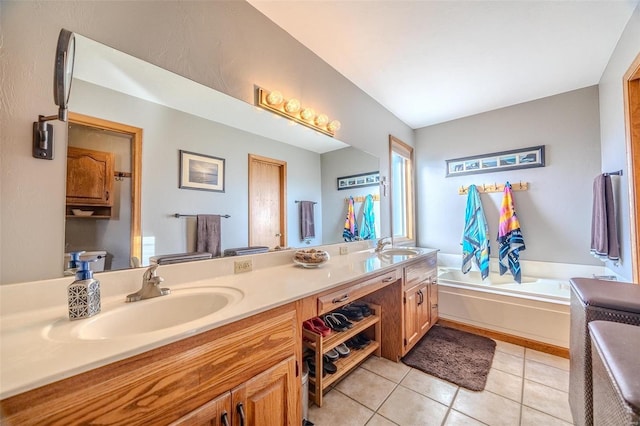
[417,283,431,335]
[66,147,114,206]
[404,286,421,349]
[170,392,232,426]
[231,356,297,426]
[429,278,439,325]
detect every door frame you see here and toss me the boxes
[248,154,287,248]
[624,52,640,283]
[68,112,143,263]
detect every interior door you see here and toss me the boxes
[625,53,640,282]
[248,154,287,248]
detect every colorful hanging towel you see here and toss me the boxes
[359,194,376,240]
[343,196,359,241]
[461,185,490,280]
[497,182,526,283]
[590,174,620,262]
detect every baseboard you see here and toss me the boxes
[437,318,570,359]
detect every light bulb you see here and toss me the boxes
[284,98,301,114]
[315,114,328,127]
[300,107,315,121]
[266,90,283,105]
[327,120,341,133]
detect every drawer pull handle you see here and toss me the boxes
[237,402,246,426]
[382,276,395,283]
[432,304,438,308]
[221,411,230,426]
[332,294,349,303]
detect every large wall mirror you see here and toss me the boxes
[62,34,380,275]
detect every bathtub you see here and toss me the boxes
[436,255,611,349]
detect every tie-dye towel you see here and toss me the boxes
[343,196,359,241]
[462,185,490,279]
[497,182,526,283]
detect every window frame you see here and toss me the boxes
[389,135,415,245]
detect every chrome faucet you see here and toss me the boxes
[593,274,618,281]
[375,237,392,253]
[126,264,171,302]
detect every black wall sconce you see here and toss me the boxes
[33,28,75,160]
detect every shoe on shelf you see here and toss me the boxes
[349,301,372,317]
[322,355,338,374]
[335,342,351,357]
[354,333,371,346]
[324,348,339,360]
[331,312,354,329]
[305,357,326,378]
[346,337,367,350]
[336,306,364,321]
[303,317,332,337]
[323,314,348,332]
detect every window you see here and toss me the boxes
[389,135,415,244]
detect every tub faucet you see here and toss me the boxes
[375,237,391,252]
[126,265,171,302]
[592,274,618,281]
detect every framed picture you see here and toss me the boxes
[179,150,225,192]
[337,171,380,190]
[445,145,545,177]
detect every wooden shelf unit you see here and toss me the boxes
[303,303,381,407]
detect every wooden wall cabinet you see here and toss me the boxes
[66,146,114,218]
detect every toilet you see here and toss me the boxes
[64,250,107,272]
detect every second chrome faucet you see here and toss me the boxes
[126,264,171,302]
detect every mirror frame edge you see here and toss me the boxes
[67,112,143,264]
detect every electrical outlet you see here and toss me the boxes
[234,259,253,274]
[339,246,348,255]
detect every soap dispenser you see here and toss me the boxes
[68,260,101,320]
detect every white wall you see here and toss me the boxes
[0,1,413,284]
[415,86,602,267]
[598,5,640,280]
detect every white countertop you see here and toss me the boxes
[0,244,436,399]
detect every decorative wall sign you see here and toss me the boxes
[179,150,225,192]
[337,171,380,190]
[446,145,545,177]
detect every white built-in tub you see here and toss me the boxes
[436,256,612,349]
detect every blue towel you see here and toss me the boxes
[359,194,376,240]
[461,185,490,279]
[497,182,526,283]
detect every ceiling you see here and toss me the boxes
[248,0,639,129]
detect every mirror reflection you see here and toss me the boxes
[64,34,380,275]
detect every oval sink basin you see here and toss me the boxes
[380,248,421,256]
[46,287,243,341]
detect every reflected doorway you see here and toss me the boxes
[66,113,142,271]
[625,53,640,282]
[248,154,287,248]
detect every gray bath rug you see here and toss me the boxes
[401,325,496,391]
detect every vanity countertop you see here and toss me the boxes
[0,246,437,399]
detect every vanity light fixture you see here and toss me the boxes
[33,28,76,160]
[256,86,341,137]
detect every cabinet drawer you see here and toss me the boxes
[404,254,437,289]
[318,270,398,315]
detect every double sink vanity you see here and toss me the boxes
[0,242,438,425]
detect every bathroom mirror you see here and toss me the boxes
[63,34,380,274]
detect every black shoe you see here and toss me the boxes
[336,307,364,321]
[305,357,326,378]
[323,314,349,332]
[349,302,372,317]
[346,337,367,350]
[331,312,354,329]
[322,355,337,374]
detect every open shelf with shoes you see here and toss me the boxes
[302,302,381,407]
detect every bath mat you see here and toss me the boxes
[401,325,496,391]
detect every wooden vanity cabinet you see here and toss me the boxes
[402,253,438,355]
[0,305,300,426]
[65,146,114,217]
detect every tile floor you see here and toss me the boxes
[307,339,573,426]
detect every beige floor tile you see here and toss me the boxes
[525,349,570,371]
[444,409,487,425]
[524,359,569,392]
[361,356,411,383]
[335,367,397,411]
[452,388,521,426]
[522,379,573,423]
[377,385,448,426]
[308,389,374,426]
[493,339,525,358]
[520,406,573,426]
[491,350,524,377]
[484,368,523,403]
[366,414,398,426]
[400,369,458,405]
